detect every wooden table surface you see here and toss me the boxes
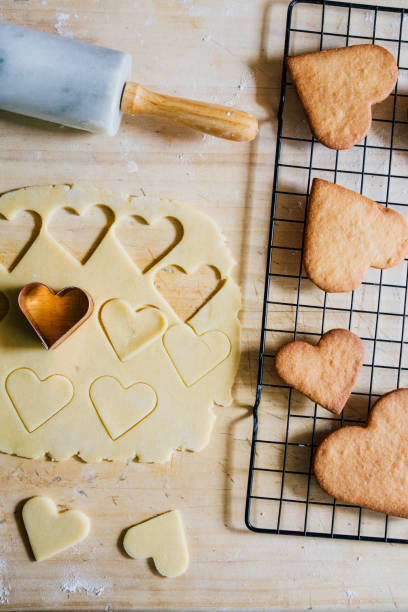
[1,0,408,610]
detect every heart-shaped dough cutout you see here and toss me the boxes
[48,205,114,264]
[0,210,41,272]
[6,368,74,432]
[18,283,93,350]
[314,388,408,518]
[123,510,188,577]
[164,324,231,387]
[304,179,408,293]
[90,376,157,440]
[155,265,223,322]
[115,215,183,273]
[287,44,398,149]
[275,329,364,415]
[100,300,167,361]
[22,496,90,561]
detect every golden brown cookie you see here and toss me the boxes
[314,388,408,518]
[287,44,398,150]
[275,328,364,415]
[304,179,408,293]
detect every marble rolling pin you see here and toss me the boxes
[0,21,258,141]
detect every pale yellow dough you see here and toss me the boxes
[123,510,189,578]
[22,496,90,561]
[0,185,240,462]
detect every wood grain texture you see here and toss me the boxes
[0,0,407,610]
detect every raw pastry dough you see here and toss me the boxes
[22,496,90,561]
[123,510,188,577]
[6,368,74,433]
[0,185,240,462]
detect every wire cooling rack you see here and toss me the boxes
[245,0,408,542]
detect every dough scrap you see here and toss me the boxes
[123,510,188,578]
[0,185,240,462]
[22,496,90,561]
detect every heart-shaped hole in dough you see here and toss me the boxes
[0,210,42,272]
[48,205,114,264]
[115,215,183,273]
[154,264,223,322]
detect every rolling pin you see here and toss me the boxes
[0,21,258,141]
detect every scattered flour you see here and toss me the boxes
[365,11,374,25]
[344,587,356,603]
[60,571,106,597]
[0,560,9,605]
[125,160,138,173]
[188,3,205,17]
[54,13,73,38]
[84,468,96,483]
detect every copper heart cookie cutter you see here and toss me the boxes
[18,282,94,350]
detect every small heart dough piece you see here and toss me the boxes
[22,496,90,561]
[287,44,398,150]
[123,510,188,577]
[6,368,74,432]
[275,328,364,414]
[304,179,408,293]
[163,324,231,386]
[90,376,157,440]
[100,300,167,361]
[314,388,408,518]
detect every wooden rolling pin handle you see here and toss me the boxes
[121,82,258,142]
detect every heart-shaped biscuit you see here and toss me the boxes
[123,510,188,578]
[314,388,408,518]
[90,376,157,440]
[22,496,90,561]
[18,283,93,350]
[163,324,231,386]
[100,300,167,361]
[6,368,74,432]
[275,329,364,415]
[287,44,398,150]
[304,179,408,293]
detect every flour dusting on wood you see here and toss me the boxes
[60,569,108,597]
[0,559,10,604]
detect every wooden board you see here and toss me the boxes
[0,0,408,610]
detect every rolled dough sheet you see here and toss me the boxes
[0,185,240,462]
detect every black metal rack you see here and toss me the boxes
[245,0,408,542]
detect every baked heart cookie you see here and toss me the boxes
[314,388,408,518]
[304,179,408,293]
[287,44,398,149]
[275,329,364,414]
